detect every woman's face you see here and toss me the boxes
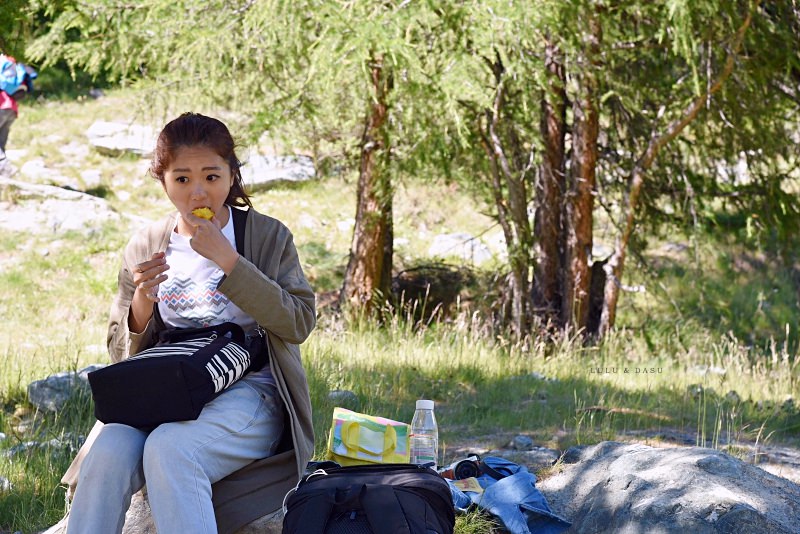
[162,145,233,232]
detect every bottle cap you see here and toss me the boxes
[416,399,434,410]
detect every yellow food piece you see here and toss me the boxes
[192,207,215,220]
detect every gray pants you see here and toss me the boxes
[0,108,15,153]
[66,380,284,534]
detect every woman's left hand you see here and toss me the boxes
[185,212,240,274]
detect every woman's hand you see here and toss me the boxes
[129,252,169,333]
[185,212,240,274]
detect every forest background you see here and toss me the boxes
[1,0,800,532]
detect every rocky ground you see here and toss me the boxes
[36,434,800,534]
[447,427,800,484]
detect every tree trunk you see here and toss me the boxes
[341,54,393,314]
[562,16,600,332]
[479,55,534,339]
[533,40,566,326]
[479,122,522,335]
[597,0,758,336]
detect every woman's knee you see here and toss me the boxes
[81,425,146,482]
[142,424,197,475]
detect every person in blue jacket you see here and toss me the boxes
[0,54,36,156]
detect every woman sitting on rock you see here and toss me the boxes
[62,112,316,533]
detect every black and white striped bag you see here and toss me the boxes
[88,322,268,429]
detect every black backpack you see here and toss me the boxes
[282,462,455,534]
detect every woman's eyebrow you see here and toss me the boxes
[169,166,222,172]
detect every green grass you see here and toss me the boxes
[0,391,93,531]
[2,308,798,531]
[1,87,799,532]
[304,314,799,456]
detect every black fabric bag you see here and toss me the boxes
[282,462,455,534]
[88,321,268,428]
[87,207,267,429]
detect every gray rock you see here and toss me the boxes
[687,383,704,399]
[328,390,360,410]
[724,390,742,404]
[27,370,91,413]
[4,441,29,457]
[40,491,282,534]
[77,364,106,380]
[297,213,319,229]
[659,242,690,255]
[691,365,727,377]
[336,218,354,232]
[25,365,101,414]
[484,230,507,259]
[428,232,492,265]
[79,169,103,189]
[756,399,776,411]
[121,491,155,534]
[0,476,12,492]
[510,435,534,451]
[538,441,800,534]
[59,142,91,160]
[0,156,15,178]
[5,437,80,460]
[0,177,122,235]
[232,509,283,533]
[85,120,157,158]
[18,158,80,188]
[3,148,27,160]
[240,151,316,191]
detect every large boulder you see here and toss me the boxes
[86,121,157,158]
[537,441,800,534]
[27,365,104,413]
[19,157,75,187]
[0,177,123,236]
[239,151,316,191]
[428,232,492,265]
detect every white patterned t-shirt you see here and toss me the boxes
[157,206,275,386]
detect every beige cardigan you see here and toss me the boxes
[62,207,316,533]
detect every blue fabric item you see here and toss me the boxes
[0,56,26,95]
[446,456,571,534]
[481,456,525,478]
[447,481,473,512]
[0,56,37,96]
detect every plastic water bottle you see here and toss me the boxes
[410,399,438,469]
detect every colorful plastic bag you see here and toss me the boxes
[326,407,411,466]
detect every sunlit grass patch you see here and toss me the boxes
[302,314,800,463]
[0,390,94,531]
